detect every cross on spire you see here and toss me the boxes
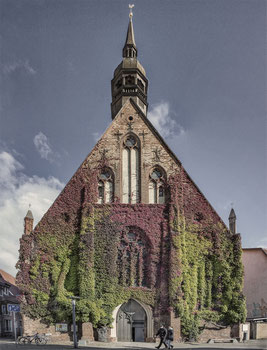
[129,4,134,20]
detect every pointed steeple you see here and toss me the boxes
[123,16,137,58]
[25,209,33,220]
[24,206,34,235]
[111,5,148,119]
[228,208,236,234]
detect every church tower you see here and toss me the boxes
[111,9,148,118]
[24,209,34,235]
[229,208,237,234]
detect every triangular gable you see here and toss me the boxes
[34,98,226,229]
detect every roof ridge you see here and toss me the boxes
[0,269,16,285]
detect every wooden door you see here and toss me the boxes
[117,299,146,342]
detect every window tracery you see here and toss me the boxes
[117,228,149,288]
[97,168,114,204]
[148,167,166,204]
[122,134,140,203]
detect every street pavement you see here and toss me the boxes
[0,339,266,350]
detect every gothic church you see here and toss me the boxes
[17,12,246,342]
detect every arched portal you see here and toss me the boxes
[116,299,149,342]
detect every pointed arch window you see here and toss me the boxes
[149,167,166,204]
[122,134,140,204]
[117,228,149,288]
[97,168,114,204]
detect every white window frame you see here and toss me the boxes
[4,286,9,295]
[4,319,12,332]
[149,168,166,204]
[97,168,114,204]
[0,288,3,296]
[122,134,140,204]
[2,304,8,315]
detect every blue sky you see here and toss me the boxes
[0,0,266,275]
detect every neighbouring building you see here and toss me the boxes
[16,11,246,343]
[0,269,22,338]
[242,248,267,339]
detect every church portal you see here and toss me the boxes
[117,299,146,342]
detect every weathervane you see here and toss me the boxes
[129,4,134,19]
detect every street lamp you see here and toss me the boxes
[67,296,80,348]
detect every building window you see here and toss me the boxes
[117,227,149,288]
[137,78,144,91]
[0,288,3,296]
[2,304,8,315]
[97,168,114,204]
[4,286,9,295]
[149,167,166,204]
[125,75,135,85]
[4,319,12,332]
[122,134,140,203]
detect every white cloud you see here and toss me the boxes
[148,102,185,138]
[33,132,57,162]
[3,60,36,75]
[0,151,64,276]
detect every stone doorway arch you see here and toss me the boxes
[111,298,154,342]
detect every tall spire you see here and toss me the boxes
[228,208,236,234]
[123,5,137,58]
[111,5,148,119]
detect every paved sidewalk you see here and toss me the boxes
[0,339,266,350]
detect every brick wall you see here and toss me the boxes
[198,322,231,342]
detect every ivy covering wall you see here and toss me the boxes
[16,168,246,339]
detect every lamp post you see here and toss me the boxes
[67,296,80,348]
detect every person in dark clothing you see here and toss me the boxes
[166,326,174,349]
[155,325,167,349]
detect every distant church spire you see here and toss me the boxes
[228,207,236,234]
[111,5,148,119]
[24,205,34,235]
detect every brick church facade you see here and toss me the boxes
[17,13,246,342]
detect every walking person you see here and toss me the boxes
[166,326,174,349]
[155,325,167,349]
